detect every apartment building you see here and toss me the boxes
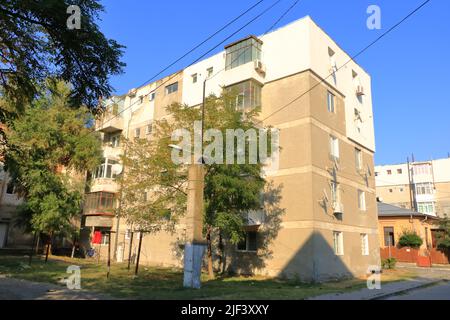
[83,16,379,281]
[375,157,450,218]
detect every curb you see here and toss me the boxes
[369,279,446,300]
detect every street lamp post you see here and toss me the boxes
[180,76,209,289]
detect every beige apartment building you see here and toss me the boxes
[375,157,450,218]
[82,16,379,282]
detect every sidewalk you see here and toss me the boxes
[309,264,450,300]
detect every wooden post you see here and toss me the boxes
[134,231,143,276]
[29,233,36,266]
[107,231,111,279]
[45,233,52,263]
[127,231,134,270]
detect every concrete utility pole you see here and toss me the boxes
[182,77,208,289]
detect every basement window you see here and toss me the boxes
[237,231,257,252]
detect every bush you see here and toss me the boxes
[381,257,397,269]
[398,231,423,249]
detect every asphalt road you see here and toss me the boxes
[385,281,450,300]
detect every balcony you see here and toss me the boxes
[96,115,123,133]
[244,210,265,226]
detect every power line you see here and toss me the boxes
[258,0,432,124]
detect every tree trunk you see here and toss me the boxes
[45,232,53,263]
[206,227,214,279]
[71,234,76,258]
[35,233,40,254]
[218,231,226,274]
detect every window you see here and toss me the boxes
[84,192,115,212]
[192,73,198,83]
[375,172,379,177]
[6,181,15,194]
[225,36,262,70]
[389,189,393,193]
[355,148,362,170]
[413,164,431,175]
[358,190,366,211]
[327,91,335,113]
[146,123,153,135]
[134,128,141,138]
[206,67,214,78]
[237,231,257,252]
[387,170,392,175]
[165,82,179,95]
[397,169,403,174]
[333,231,344,255]
[329,135,339,160]
[111,134,120,148]
[138,95,144,104]
[417,202,435,215]
[415,182,433,195]
[101,232,110,245]
[360,233,369,256]
[330,181,340,203]
[142,192,148,202]
[225,80,261,112]
[92,158,119,179]
[384,227,395,246]
[149,92,156,101]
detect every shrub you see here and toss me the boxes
[381,257,397,269]
[398,230,423,249]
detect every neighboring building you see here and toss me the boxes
[375,157,450,218]
[377,202,439,250]
[82,16,379,281]
[0,163,30,248]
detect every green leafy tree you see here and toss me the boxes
[398,230,423,249]
[121,92,275,278]
[436,215,450,250]
[0,0,125,121]
[3,80,102,248]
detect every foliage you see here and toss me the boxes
[381,257,397,269]
[0,0,125,118]
[120,92,277,276]
[398,230,423,249]
[3,80,102,237]
[436,215,450,250]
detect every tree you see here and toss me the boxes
[398,230,423,249]
[3,80,102,254]
[120,92,275,278]
[0,0,125,118]
[436,214,450,250]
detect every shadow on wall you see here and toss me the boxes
[279,232,354,282]
[223,181,285,275]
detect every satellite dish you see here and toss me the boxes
[112,164,123,175]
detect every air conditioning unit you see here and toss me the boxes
[356,85,365,96]
[254,60,266,74]
[332,202,344,214]
[128,88,137,97]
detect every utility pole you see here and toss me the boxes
[182,77,208,289]
[134,231,143,276]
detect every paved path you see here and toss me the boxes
[0,275,113,300]
[309,265,450,300]
[384,281,450,300]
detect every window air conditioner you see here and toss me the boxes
[356,85,365,96]
[254,60,266,74]
[332,202,344,214]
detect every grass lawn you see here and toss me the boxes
[0,255,417,300]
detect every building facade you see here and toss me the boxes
[375,157,450,218]
[83,16,379,281]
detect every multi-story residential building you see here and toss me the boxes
[375,157,450,218]
[82,16,379,281]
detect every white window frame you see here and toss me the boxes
[134,128,141,138]
[329,135,339,160]
[327,91,335,113]
[111,134,120,148]
[355,148,362,170]
[330,181,340,203]
[358,190,366,211]
[146,123,153,135]
[149,92,156,101]
[360,233,369,256]
[417,202,435,215]
[192,73,198,83]
[333,231,344,256]
[207,67,214,78]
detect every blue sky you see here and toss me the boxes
[98,0,449,165]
